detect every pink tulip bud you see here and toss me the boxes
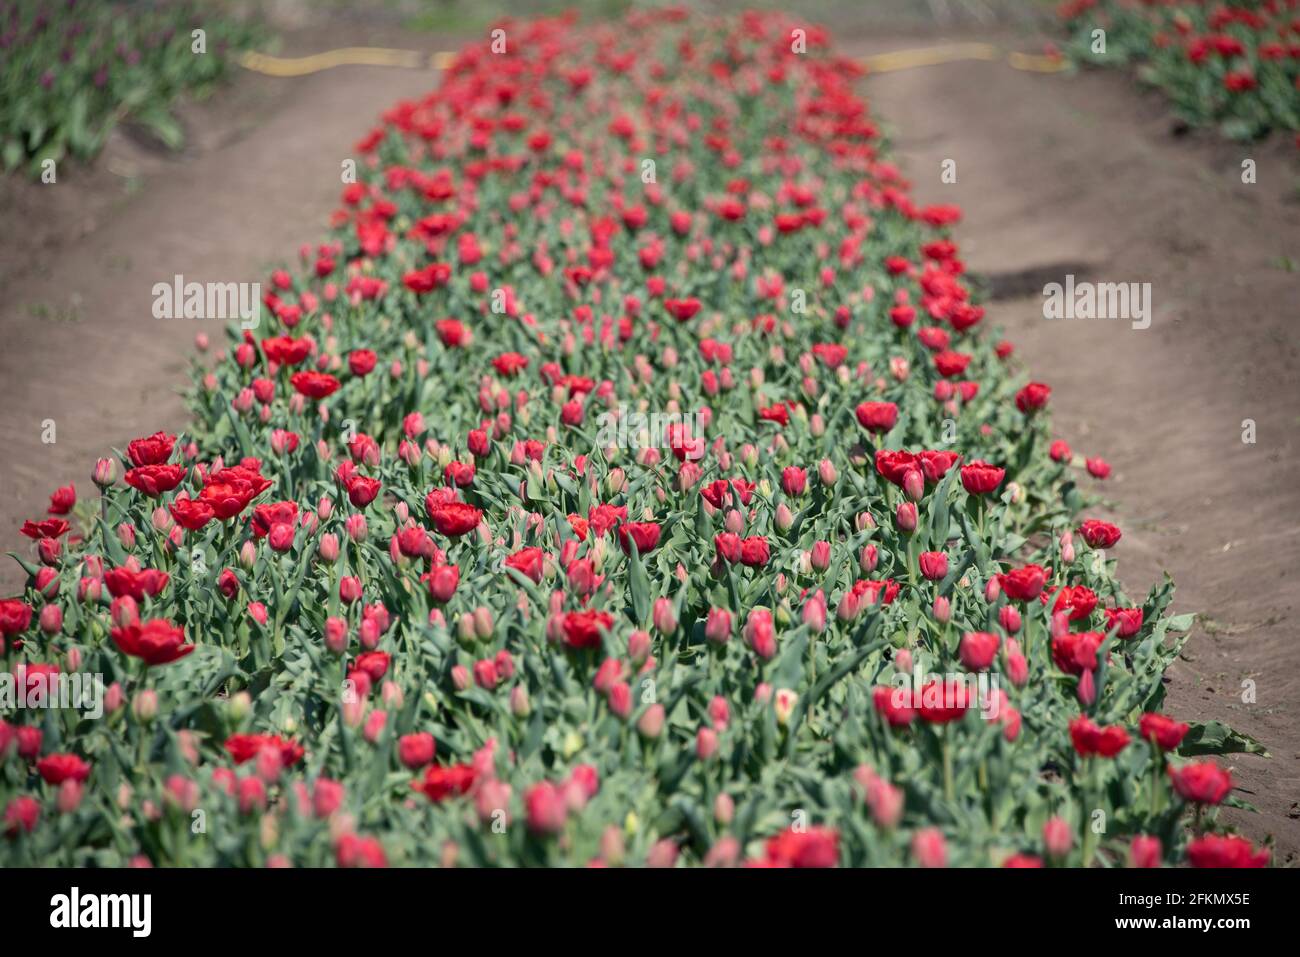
[931,595,950,624]
[802,590,827,633]
[1077,667,1096,705]
[775,503,794,533]
[860,544,878,573]
[696,727,719,761]
[34,567,59,599]
[652,597,677,635]
[1128,835,1162,869]
[646,838,678,868]
[1007,651,1029,687]
[324,617,348,655]
[903,468,925,502]
[705,607,732,644]
[39,604,63,635]
[714,792,735,825]
[637,703,666,739]
[628,629,651,664]
[866,778,904,829]
[92,458,118,488]
[57,779,84,814]
[1060,530,1075,564]
[1043,816,1073,859]
[895,502,917,533]
[132,690,158,723]
[363,710,388,745]
[912,827,947,868]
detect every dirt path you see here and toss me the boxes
[1,22,1296,859]
[845,31,1300,859]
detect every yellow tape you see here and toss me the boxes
[238,48,432,77]
[863,42,1067,74]
[238,43,1065,78]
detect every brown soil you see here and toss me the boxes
[1,16,1297,860]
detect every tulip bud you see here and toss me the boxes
[318,533,340,563]
[912,828,947,868]
[228,691,252,722]
[637,703,665,739]
[652,597,677,635]
[1129,835,1162,869]
[1043,816,1073,859]
[931,595,951,624]
[324,617,348,655]
[802,590,827,633]
[92,457,118,488]
[117,523,137,550]
[903,468,925,502]
[600,825,626,866]
[817,458,837,487]
[57,779,84,815]
[132,690,158,723]
[704,607,732,644]
[1077,667,1096,705]
[714,792,735,825]
[696,727,719,761]
[895,502,917,533]
[774,503,794,533]
[39,604,63,635]
[627,629,651,664]
[1060,530,1075,565]
[859,544,878,573]
[773,689,798,726]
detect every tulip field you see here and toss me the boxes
[0,9,1272,868]
[1060,0,1300,140]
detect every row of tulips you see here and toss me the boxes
[0,9,1268,867]
[1060,0,1300,141]
[0,0,260,175]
